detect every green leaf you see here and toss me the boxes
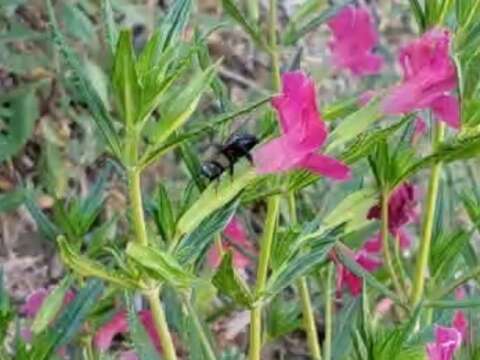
[0,188,25,213]
[212,251,254,307]
[175,199,238,265]
[24,193,60,241]
[101,0,118,54]
[113,30,141,127]
[158,0,192,51]
[220,0,268,51]
[409,0,426,31]
[175,167,257,240]
[30,279,104,360]
[0,88,38,162]
[31,276,72,335]
[147,62,219,146]
[125,294,161,360]
[46,0,122,157]
[58,236,140,289]
[264,233,336,300]
[430,230,470,281]
[140,95,271,169]
[265,296,302,341]
[283,0,354,45]
[151,183,176,243]
[126,242,197,288]
[326,96,383,151]
[0,269,13,345]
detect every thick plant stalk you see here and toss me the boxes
[324,263,334,360]
[381,190,405,300]
[246,0,259,24]
[248,196,280,360]
[268,0,281,90]
[411,122,446,307]
[289,193,322,360]
[127,169,178,360]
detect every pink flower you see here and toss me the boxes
[94,310,163,354]
[253,72,351,180]
[366,182,419,251]
[327,5,384,76]
[452,287,468,342]
[22,288,49,318]
[426,326,462,360]
[382,29,460,129]
[358,90,376,106]
[207,217,253,269]
[337,250,382,296]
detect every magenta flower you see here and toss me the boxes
[452,287,469,342]
[426,326,462,360]
[336,250,382,297]
[382,29,460,129]
[207,217,253,269]
[366,182,419,251]
[94,310,163,354]
[253,72,351,180]
[327,5,384,76]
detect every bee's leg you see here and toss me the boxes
[245,152,254,165]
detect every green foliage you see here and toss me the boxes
[29,279,104,360]
[174,199,238,265]
[212,251,254,307]
[0,88,38,162]
[126,242,197,289]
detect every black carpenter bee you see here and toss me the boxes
[201,133,258,182]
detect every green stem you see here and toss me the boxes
[268,0,281,90]
[249,196,280,360]
[185,296,218,360]
[246,0,259,24]
[128,168,178,360]
[411,122,445,307]
[432,265,480,300]
[147,289,178,360]
[324,263,334,360]
[289,193,322,360]
[381,190,405,300]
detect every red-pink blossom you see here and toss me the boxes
[94,310,163,354]
[253,72,351,180]
[366,182,419,251]
[337,250,382,297]
[327,5,384,76]
[207,217,253,269]
[452,287,469,342]
[382,29,460,129]
[426,326,462,360]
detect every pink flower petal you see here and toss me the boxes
[94,311,129,351]
[358,90,376,106]
[453,310,468,343]
[338,250,382,297]
[298,153,351,181]
[119,351,139,360]
[22,288,48,318]
[328,5,383,76]
[426,326,462,360]
[431,95,460,129]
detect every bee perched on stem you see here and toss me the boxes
[201,133,258,182]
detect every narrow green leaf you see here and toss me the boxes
[125,294,161,360]
[409,0,426,31]
[151,183,176,243]
[126,242,197,288]
[425,298,480,308]
[175,200,238,265]
[0,88,38,162]
[148,62,219,146]
[212,251,254,307]
[101,0,118,54]
[30,279,103,360]
[159,0,192,50]
[0,188,25,213]
[175,167,257,240]
[46,0,122,157]
[140,95,272,169]
[24,193,60,241]
[220,0,268,51]
[58,236,140,289]
[31,276,72,334]
[326,97,383,151]
[113,30,141,127]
